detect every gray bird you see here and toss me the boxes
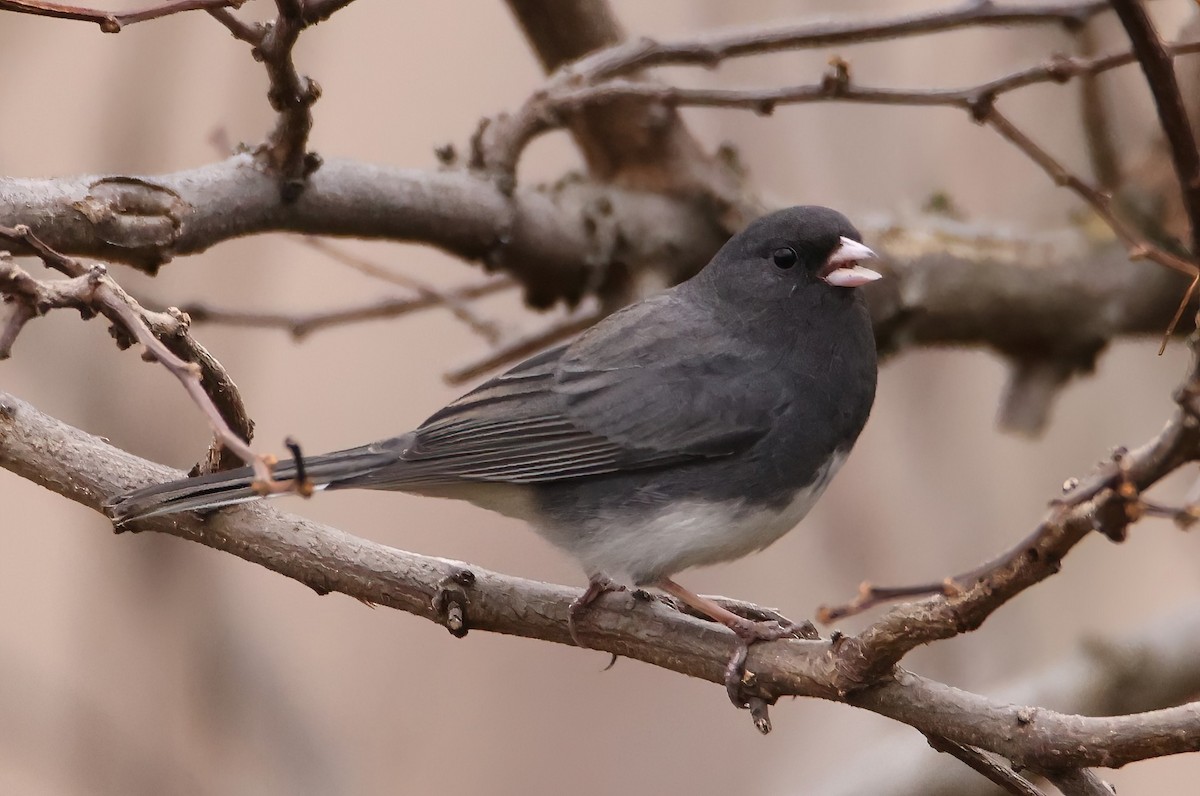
[108,205,881,701]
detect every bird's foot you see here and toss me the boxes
[569,574,625,648]
[652,578,814,729]
[721,616,799,709]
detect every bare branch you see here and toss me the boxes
[256,0,322,194]
[501,0,744,204]
[478,0,1121,176]
[206,5,261,43]
[0,225,257,474]
[574,1,1109,78]
[828,346,1200,688]
[179,276,514,340]
[297,236,504,342]
[826,599,1200,794]
[0,0,242,31]
[536,40,1200,121]
[4,390,1200,768]
[0,155,729,306]
[1039,768,1115,796]
[1112,0,1200,256]
[488,43,1200,287]
[1076,24,1121,192]
[924,736,1048,796]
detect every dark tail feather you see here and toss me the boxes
[106,443,403,524]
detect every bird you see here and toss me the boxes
[107,205,881,704]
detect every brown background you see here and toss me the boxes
[2,1,1199,794]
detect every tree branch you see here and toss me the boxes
[3,390,1200,768]
[923,736,1048,796]
[501,0,746,207]
[256,0,322,194]
[478,0,1118,178]
[0,225,255,473]
[0,0,242,31]
[0,155,729,308]
[178,276,514,340]
[1112,0,1200,255]
[826,599,1200,794]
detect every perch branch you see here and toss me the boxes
[3,390,1200,768]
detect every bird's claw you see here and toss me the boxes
[568,576,625,648]
[723,619,799,712]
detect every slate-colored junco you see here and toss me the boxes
[108,205,881,701]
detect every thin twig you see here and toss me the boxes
[0,225,270,477]
[825,344,1200,691]
[0,0,242,31]
[1076,24,1121,192]
[983,107,1200,347]
[1112,0,1200,256]
[297,236,505,342]
[179,277,514,339]
[542,41,1200,122]
[206,5,261,42]
[478,0,1122,174]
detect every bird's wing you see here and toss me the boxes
[350,294,781,488]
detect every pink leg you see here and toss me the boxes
[569,574,625,648]
[655,578,797,707]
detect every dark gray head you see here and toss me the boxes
[689,206,880,305]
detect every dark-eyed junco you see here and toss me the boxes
[108,205,881,702]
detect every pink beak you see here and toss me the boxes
[821,237,883,288]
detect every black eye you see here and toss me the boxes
[771,247,798,269]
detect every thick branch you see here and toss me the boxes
[4,391,1200,769]
[0,154,729,307]
[502,0,743,202]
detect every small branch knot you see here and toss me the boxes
[433,568,476,638]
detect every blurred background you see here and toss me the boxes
[3,1,1200,794]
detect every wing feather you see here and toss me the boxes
[340,294,781,489]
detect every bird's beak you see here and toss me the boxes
[821,237,883,288]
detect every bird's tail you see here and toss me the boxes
[106,443,403,525]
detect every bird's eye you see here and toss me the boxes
[771,247,798,269]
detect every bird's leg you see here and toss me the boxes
[654,578,800,708]
[569,573,625,648]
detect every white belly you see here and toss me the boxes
[559,452,846,584]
